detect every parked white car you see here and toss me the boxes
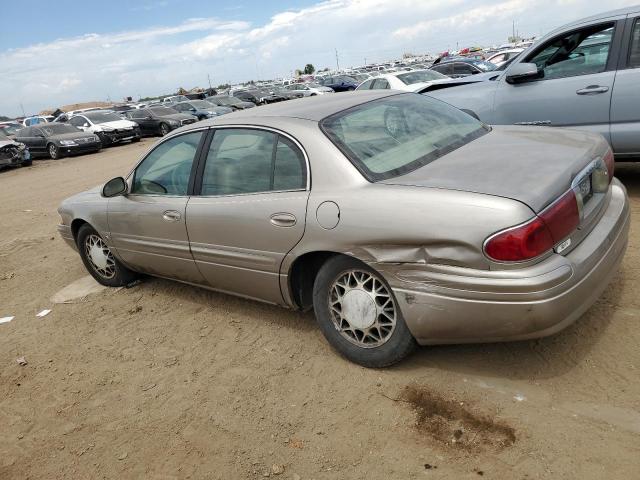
[285,83,334,96]
[355,69,453,93]
[22,115,54,126]
[67,110,141,146]
[486,48,524,67]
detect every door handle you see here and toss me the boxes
[270,213,297,227]
[576,85,609,95]
[162,210,182,222]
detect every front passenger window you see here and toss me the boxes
[629,19,640,68]
[132,131,202,195]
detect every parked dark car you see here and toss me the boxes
[205,95,255,110]
[172,100,233,120]
[232,90,261,105]
[268,86,304,100]
[14,123,101,159]
[125,107,197,136]
[0,130,31,169]
[318,75,359,91]
[429,58,497,78]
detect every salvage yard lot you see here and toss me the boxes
[1,140,639,479]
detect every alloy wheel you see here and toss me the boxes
[49,144,58,159]
[328,269,397,348]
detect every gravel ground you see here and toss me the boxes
[0,138,639,479]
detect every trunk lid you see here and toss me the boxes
[380,126,609,213]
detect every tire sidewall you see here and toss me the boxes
[48,143,59,159]
[313,255,416,367]
[76,224,137,287]
[159,123,170,136]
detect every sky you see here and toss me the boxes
[1,0,638,117]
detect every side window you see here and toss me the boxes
[358,79,374,90]
[526,23,614,80]
[17,127,31,138]
[372,78,390,89]
[273,137,306,191]
[431,64,451,75]
[629,19,640,68]
[201,129,306,196]
[70,116,88,127]
[132,131,202,195]
[491,54,506,64]
[454,63,474,75]
[130,110,146,119]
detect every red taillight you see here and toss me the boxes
[485,190,580,262]
[603,148,614,182]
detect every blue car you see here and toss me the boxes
[318,75,358,92]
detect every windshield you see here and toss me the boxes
[150,107,178,116]
[40,124,79,135]
[320,94,488,181]
[396,70,447,84]
[84,112,122,123]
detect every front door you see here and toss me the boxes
[492,21,620,142]
[186,127,309,304]
[107,130,206,284]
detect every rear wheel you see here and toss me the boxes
[48,143,61,159]
[313,256,416,367]
[76,224,138,287]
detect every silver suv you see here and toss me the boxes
[430,6,640,161]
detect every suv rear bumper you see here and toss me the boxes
[389,179,630,345]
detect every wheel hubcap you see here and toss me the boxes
[329,269,397,348]
[85,234,116,279]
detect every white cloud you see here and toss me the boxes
[1,0,638,116]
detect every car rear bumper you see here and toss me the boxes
[386,179,630,345]
[57,224,78,251]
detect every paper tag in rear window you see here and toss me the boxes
[555,237,571,254]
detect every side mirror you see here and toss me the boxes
[505,62,541,84]
[102,177,127,198]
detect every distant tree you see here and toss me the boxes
[0,115,10,121]
[303,63,315,74]
[177,87,188,95]
[294,69,303,77]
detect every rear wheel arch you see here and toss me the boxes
[288,251,370,310]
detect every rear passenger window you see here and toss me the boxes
[273,137,306,190]
[629,19,640,68]
[201,129,306,196]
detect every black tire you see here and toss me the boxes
[312,255,416,367]
[47,143,61,160]
[76,224,138,287]
[96,132,111,147]
[159,123,170,136]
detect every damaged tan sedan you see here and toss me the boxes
[57,91,630,367]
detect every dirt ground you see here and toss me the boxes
[1,139,639,480]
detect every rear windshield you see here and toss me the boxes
[150,107,178,116]
[320,93,488,181]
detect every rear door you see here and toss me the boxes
[491,19,625,141]
[610,14,640,158]
[186,127,309,304]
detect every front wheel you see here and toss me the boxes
[313,256,416,367]
[76,224,138,287]
[48,143,61,160]
[159,123,170,136]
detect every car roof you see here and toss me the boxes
[199,90,401,124]
[560,5,640,30]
